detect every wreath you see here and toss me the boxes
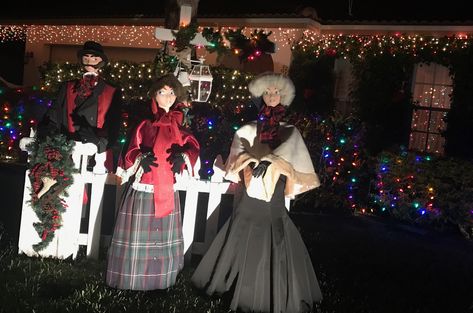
[27,134,76,252]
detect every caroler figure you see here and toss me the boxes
[37,40,122,172]
[192,72,323,312]
[106,74,199,291]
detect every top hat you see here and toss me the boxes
[77,41,108,64]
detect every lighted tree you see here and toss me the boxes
[0,86,34,162]
[287,112,370,212]
[190,67,256,179]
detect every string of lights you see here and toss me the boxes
[1,24,310,47]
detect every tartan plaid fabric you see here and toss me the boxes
[106,187,184,290]
[257,104,286,147]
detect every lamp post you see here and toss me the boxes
[155,2,214,102]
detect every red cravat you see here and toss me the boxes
[76,74,98,98]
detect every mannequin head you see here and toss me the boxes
[155,85,177,112]
[248,72,295,108]
[262,86,281,107]
[149,74,186,114]
[77,41,108,73]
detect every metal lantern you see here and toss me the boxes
[188,59,213,102]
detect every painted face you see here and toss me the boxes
[155,85,176,112]
[262,86,281,107]
[82,54,103,73]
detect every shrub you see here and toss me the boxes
[372,150,473,238]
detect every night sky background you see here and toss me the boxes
[0,0,471,21]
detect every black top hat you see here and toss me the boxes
[77,41,108,64]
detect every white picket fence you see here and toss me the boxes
[17,139,291,260]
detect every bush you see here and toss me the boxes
[372,150,473,238]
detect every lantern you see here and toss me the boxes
[174,61,190,87]
[188,59,213,102]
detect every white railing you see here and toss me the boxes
[18,138,291,260]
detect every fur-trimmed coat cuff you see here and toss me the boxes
[226,152,320,202]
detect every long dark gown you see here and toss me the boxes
[191,177,322,313]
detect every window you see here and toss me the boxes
[409,63,452,154]
[333,58,354,115]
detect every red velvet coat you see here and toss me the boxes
[119,107,199,217]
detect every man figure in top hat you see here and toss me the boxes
[39,40,122,172]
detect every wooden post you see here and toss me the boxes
[156,1,210,69]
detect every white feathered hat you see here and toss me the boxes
[248,72,295,107]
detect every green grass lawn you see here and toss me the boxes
[0,235,233,313]
[2,211,473,313]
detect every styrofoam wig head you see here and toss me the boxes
[248,72,295,107]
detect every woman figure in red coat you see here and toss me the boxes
[106,74,199,290]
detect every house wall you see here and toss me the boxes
[22,24,307,87]
[20,21,473,87]
[23,24,163,86]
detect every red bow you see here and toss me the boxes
[152,108,184,127]
[151,108,185,218]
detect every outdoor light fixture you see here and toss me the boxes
[188,58,213,102]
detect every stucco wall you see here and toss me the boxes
[22,25,305,86]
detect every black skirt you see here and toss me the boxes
[192,177,322,313]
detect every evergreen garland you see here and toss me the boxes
[225,28,275,62]
[201,27,226,57]
[27,134,76,252]
[172,23,198,52]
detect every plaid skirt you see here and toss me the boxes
[106,184,184,290]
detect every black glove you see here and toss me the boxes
[71,112,91,128]
[166,143,191,155]
[77,126,100,144]
[166,143,190,174]
[140,152,159,173]
[72,113,99,144]
[167,153,186,174]
[252,160,271,178]
[36,115,58,140]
